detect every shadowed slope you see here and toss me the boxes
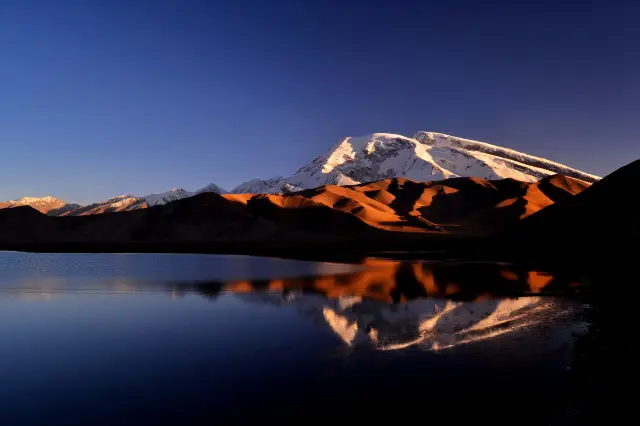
[0,175,591,249]
[0,206,61,242]
[496,159,640,259]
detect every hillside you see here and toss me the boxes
[0,175,589,252]
[496,159,640,260]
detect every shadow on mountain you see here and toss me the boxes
[420,174,590,233]
[496,158,640,269]
[0,174,592,253]
[487,160,640,422]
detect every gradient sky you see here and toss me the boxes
[1,0,639,203]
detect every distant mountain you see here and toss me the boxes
[232,132,599,193]
[1,184,230,217]
[196,183,227,195]
[55,195,148,216]
[232,176,300,194]
[54,184,228,216]
[0,196,72,214]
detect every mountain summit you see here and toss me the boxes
[232,132,599,193]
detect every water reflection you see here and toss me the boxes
[0,258,587,353]
[0,254,590,425]
[0,259,585,301]
[233,292,584,352]
[185,259,586,302]
[179,260,587,352]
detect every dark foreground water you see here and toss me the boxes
[0,252,590,425]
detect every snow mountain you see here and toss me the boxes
[0,196,74,214]
[232,131,599,193]
[141,188,193,206]
[1,184,230,216]
[52,184,228,216]
[2,130,600,216]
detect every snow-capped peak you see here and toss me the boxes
[231,131,600,193]
[10,196,59,204]
[138,183,228,207]
[232,176,287,194]
[1,196,69,214]
[42,183,230,216]
[142,188,191,206]
[414,131,600,183]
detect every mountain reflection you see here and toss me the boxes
[181,260,586,351]
[235,292,582,351]
[187,259,584,302]
[0,257,587,352]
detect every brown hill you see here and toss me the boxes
[0,175,590,249]
[212,174,587,236]
[293,174,589,234]
[0,192,386,246]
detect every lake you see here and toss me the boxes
[0,252,590,425]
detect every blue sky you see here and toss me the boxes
[1,0,639,203]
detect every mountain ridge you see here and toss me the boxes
[232,131,599,194]
[495,158,640,260]
[0,174,591,251]
[0,196,70,214]
[1,131,598,216]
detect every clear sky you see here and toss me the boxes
[1,0,639,203]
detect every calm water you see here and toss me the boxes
[0,252,589,425]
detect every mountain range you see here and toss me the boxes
[0,174,591,250]
[0,131,599,216]
[0,155,636,270]
[0,196,72,214]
